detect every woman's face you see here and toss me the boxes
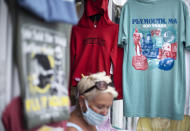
[85,93,114,116]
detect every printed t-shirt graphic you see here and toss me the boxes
[132,23,177,71]
[118,0,190,120]
[18,24,70,129]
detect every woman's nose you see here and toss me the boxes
[100,108,108,116]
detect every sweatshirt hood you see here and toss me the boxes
[77,0,114,28]
[85,0,108,16]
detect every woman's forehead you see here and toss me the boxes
[90,93,113,104]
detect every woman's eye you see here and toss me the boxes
[97,105,104,109]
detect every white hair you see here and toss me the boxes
[77,72,118,100]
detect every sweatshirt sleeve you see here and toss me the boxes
[118,4,128,47]
[113,47,124,99]
[111,26,124,99]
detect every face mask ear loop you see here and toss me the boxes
[84,99,88,106]
[80,99,88,113]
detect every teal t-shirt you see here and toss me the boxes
[118,0,190,120]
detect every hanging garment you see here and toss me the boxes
[112,100,125,129]
[118,0,190,120]
[136,116,190,131]
[184,0,190,117]
[2,96,68,131]
[185,50,190,116]
[111,0,127,24]
[17,0,78,24]
[15,7,70,129]
[70,0,123,99]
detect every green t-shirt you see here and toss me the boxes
[118,0,190,120]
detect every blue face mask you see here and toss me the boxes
[81,99,109,126]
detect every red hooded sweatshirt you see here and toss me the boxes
[70,0,123,99]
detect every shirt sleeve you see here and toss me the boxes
[182,0,190,51]
[118,4,128,47]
